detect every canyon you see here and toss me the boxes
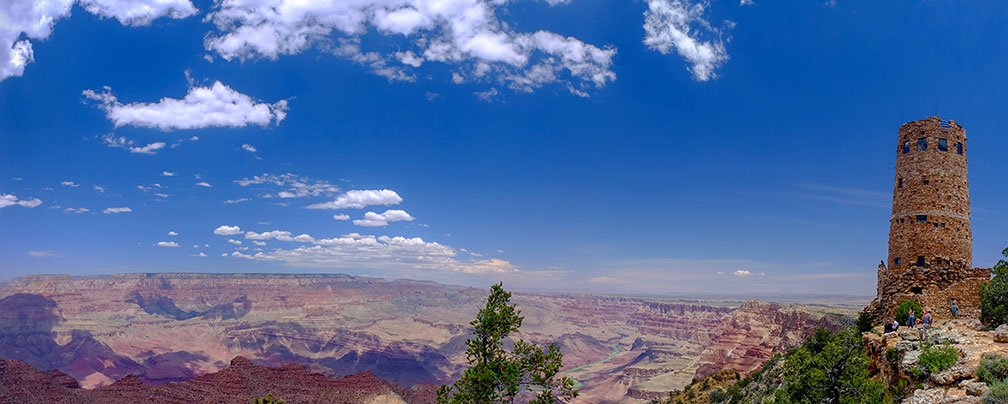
[0,273,853,403]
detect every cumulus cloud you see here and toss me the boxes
[203,0,616,96]
[93,185,105,192]
[83,81,288,130]
[0,0,197,82]
[103,207,132,214]
[306,189,402,210]
[194,252,207,257]
[195,181,212,187]
[168,231,178,236]
[101,133,167,155]
[214,225,242,235]
[333,214,350,221]
[733,269,752,276]
[235,173,340,199]
[226,228,517,274]
[0,194,42,208]
[162,171,176,176]
[157,241,180,247]
[353,209,415,226]
[241,144,257,153]
[643,0,730,81]
[228,239,242,245]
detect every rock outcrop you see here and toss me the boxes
[0,356,433,404]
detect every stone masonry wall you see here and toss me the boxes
[870,117,990,321]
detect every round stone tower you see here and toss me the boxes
[888,116,971,272]
[871,116,988,320]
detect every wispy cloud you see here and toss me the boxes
[643,0,730,81]
[103,207,132,214]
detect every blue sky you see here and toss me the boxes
[1,0,1006,296]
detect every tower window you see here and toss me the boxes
[917,256,925,267]
[933,223,939,228]
[938,138,948,151]
[898,178,903,188]
[911,286,923,294]
[917,138,927,151]
[941,223,946,228]
[903,141,910,154]
[916,215,927,223]
[923,179,929,185]
[895,257,902,265]
[957,142,963,154]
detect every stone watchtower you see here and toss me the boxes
[869,116,990,320]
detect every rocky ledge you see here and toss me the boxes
[863,321,1008,403]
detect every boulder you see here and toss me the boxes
[904,388,944,404]
[962,381,988,397]
[931,366,973,385]
[995,325,1008,343]
[925,328,966,345]
[902,329,921,341]
[901,350,922,374]
[896,339,920,353]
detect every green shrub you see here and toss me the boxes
[251,393,285,404]
[886,348,900,371]
[918,343,958,374]
[856,311,874,333]
[977,354,1008,384]
[983,379,1008,404]
[981,247,1008,325]
[895,300,922,326]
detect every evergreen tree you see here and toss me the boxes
[436,283,578,404]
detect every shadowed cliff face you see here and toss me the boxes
[0,274,846,403]
[0,356,435,404]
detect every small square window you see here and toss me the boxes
[957,142,963,154]
[933,223,939,228]
[923,179,930,185]
[941,223,946,228]
[916,215,927,223]
[898,178,903,188]
[917,138,927,151]
[917,256,925,266]
[903,141,910,154]
[895,257,902,265]
[938,138,948,151]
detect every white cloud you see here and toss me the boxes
[733,269,752,276]
[195,181,212,187]
[226,228,517,274]
[63,207,89,214]
[224,198,251,204]
[306,189,402,210]
[168,231,178,236]
[83,81,288,130]
[103,207,132,214]
[252,240,267,246]
[157,241,180,247]
[203,0,615,96]
[194,252,208,257]
[1,194,42,208]
[0,0,196,82]
[93,185,105,193]
[27,250,59,258]
[235,173,340,199]
[353,209,415,226]
[100,133,167,155]
[214,225,242,235]
[333,214,350,221]
[241,144,257,153]
[162,171,177,176]
[643,0,729,81]
[61,181,79,187]
[228,239,242,245]
[740,0,754,4]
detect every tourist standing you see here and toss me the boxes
[908,309,916,328]
[950,300,959,317]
